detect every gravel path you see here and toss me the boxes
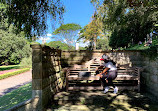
[0,70,32,97]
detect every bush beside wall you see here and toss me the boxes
[0,68,30,80]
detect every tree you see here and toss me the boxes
[52,23,81,50]
[91,0,158,48]
[79,13,111,50]
[97,37,110,50]
[0,0,64,38]
[46,41,73,50]
[0,25,31,65]
[79,15,102,50]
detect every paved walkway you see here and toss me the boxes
[0,70,32,97]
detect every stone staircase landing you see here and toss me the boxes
[47,90,158,111]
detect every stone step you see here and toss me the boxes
[68,86,138,91]
[53,90,148,106]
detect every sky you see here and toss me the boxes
[37,0,95,45]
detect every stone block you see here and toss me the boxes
[32,79,42,90]
[150,75,158,83]
[42,86,53,108]
[42,63,56,78]
[32,63,42,79]
[32,90,42,98]
[55,66,60,72]
[153,70,158,76]
[42,78,50,89]
[31,97,42,110]
[32,49,42,63]
[31,44,42,49]
[153,84,158,90]
[42,76,57,89]
[58,78,62,83]
[141,72,149,78]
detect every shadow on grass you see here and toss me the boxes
[0,81,31,97]
[52,90,158,111]
[0,83,32,111]
[0,65,21,71]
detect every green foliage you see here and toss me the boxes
[0,65,21,71]
[0,68,30,80]
[20,56,32,68]
[79,46,87,50]
[0,24,32,65]
[46,41,74,50]
[30,42,40,45]
[91,0,158,49]
[0,1,64,37]
[0,83,31,111]
[141,38,158,60]
[141,46,158,60]
[53,23,81,50]
[126,44,149,50]
[79,18,101,49]
[53,23,81,34]
[96,37,111,50]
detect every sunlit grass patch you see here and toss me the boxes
[0,83,32,111]
[126,44,150,50]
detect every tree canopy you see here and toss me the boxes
[96,37,110,50]
[0,0,64,38]
[46,41,71,50]
[91,0,158,48]
[52,23,81,49]
[79,18,101,49]
[0,25,31,65]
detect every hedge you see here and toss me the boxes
[0,68,30,80]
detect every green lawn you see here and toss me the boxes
[126,38,158,50]
[126,44,150,50]
[0,83,32,111]
[0,65,21,71]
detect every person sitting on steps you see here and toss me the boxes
[95,54,118,94]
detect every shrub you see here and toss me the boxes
[20,56,32,68]
[0,68,30,80]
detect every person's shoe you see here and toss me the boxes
[113,87,118,94]
[103,86,109,93]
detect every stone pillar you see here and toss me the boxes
[31,44,64,110]
[31,44,43,110]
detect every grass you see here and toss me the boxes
[0,65,21,71]
[126,38,158,50]
[0,68,30,80]
[126,44,150,50]
[0,83,32,111]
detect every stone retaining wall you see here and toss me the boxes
[9,47,157,110]
[61,50,158,98]
[141,57,158,98]
[61,50,143,67]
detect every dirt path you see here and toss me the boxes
[0,70,32,97]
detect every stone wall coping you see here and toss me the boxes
[4,98,33,111]
[30,44,142,53]
[30,44,61,51]
[62,50,143,53]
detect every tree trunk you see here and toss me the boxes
[93,36,97,50]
